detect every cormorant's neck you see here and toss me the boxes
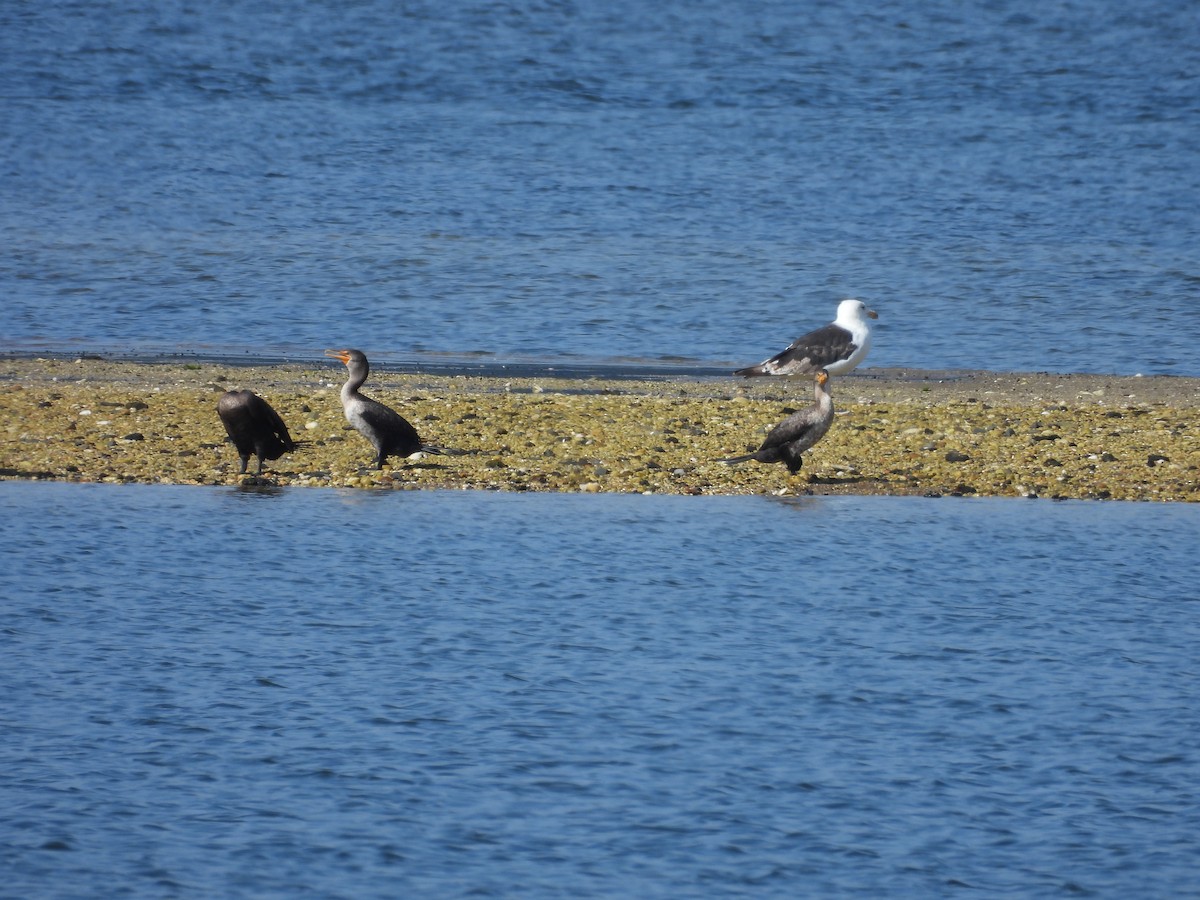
[342,367,367,397]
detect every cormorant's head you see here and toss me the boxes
[324,348,367,368]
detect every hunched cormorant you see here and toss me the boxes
[324,348,444,469]
[721,369,835,474]
[216,390,300,475]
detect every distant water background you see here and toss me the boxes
[2,0,1199,375]
[3,484,1200,898]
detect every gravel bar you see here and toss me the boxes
[2,357,1198,501]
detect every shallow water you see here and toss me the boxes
[3,0,1199,375]
[3,483,1198,897]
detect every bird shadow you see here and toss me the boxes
[806,474,875,485]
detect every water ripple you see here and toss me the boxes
[1,484,1199,896]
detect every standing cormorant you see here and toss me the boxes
[216,390,300,475]
[721,369,835,474]
[734,299,877,377]
[324,348,444,468]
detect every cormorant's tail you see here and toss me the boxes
[720,452,758,466]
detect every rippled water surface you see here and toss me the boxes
[3,0,1199,374]
[3,483,1198,897]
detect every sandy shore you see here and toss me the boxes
[2,356,1198,501]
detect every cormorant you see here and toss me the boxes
[216,390,300,475]
[734,298,877,377]
[721,369,835,474]
[324,348,444,468]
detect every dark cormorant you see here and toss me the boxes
[721,369,835,474]
[324,348,444,468]
[216,390,300,475]
[734,299,877,377]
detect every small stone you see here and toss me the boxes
[1147,454,1170,467]
[945,450,971,462]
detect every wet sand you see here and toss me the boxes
[2,357,1198,501]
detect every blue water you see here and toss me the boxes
[3,0,1199,374]
[2,483,1199,897]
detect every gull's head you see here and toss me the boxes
[837,298,878,324]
